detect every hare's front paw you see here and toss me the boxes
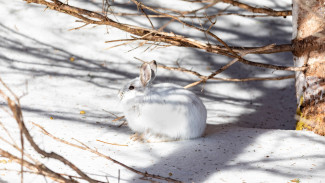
[129,133,145,142]
[144,133,175,143]
[129,132,176,143]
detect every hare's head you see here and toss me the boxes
[118,60,157,101]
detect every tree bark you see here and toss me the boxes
[293,0,325,135]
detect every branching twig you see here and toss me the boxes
[0,149,78,183]
[183,55,241,88]
[137,44,295,88]
[0,168,85,182]
[32,122,182,183]
[159,63,295,87]
[0,78,103,183]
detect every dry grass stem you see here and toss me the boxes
[96,139,128,147]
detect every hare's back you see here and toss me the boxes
[150,83,201,103]
[141,83,206,138]
[144,83,206,116]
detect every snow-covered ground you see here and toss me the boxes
[0,0,325,182]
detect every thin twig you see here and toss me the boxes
[206,0,291,16]
[68,23,89,31]
[111,12,282,18]
[0,121,18,147]
[209,74,295,82]
[137,2,155,30]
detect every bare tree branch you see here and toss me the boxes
[23,0,303,72]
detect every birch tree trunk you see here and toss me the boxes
[293,0,325,135]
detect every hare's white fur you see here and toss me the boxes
[118,61,207,142]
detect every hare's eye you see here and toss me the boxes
[129,85,135,90]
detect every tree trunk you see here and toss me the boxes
[293,0,325,135]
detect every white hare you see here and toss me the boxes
[118,61,207,142]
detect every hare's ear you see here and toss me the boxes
[149,60,157,80]
[140,61,157,87]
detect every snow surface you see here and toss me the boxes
[0,0,325,183]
